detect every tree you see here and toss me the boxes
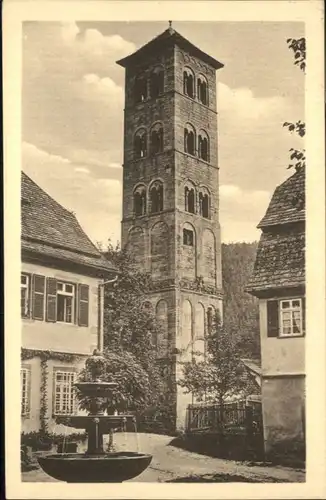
[78,242,166,420]
[222,242,260,359]
[283,37,306,171]
[177,312,250,426]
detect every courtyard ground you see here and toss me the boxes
[22,432,305,483]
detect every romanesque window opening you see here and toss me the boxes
[150,124,164,155]
[150,68,164,99]
[183,228,194,246]
[134,75,147,103]
[185,186,195,214]
[149,181,164,213]
[183,69,194,98]
[184,125,196,156]
[54,370,77,415]
[197,76,208,105]
[134,186,147,216]
[134,129,147,159]
[198,132,209,161]
[199,192,210,218]
[21,367,31,416]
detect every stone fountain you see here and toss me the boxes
[38,350,152,482]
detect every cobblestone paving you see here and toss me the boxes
[22,433,305,483]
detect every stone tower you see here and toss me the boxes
[117,25,224,429]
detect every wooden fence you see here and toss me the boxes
[186,400,262,435]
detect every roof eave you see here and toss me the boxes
[257,216,305,229]
[245,282,305,298]
[21,246,118,277]
[116,31,224,70]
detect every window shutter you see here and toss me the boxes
[302,297,306,333]
[78,284,89,327]
[32,275,45,320]
[267,300,279,337]
[46,277,57,322]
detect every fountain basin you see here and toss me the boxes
[38,452,152,483]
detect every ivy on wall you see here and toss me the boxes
[21,348,84,440]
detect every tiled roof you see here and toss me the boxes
[258,168,305,228]
[246,228,305,293]
[21,172,116,273]
[116,27,224,70]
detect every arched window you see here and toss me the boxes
[199,188,210,219]
[185,186,195,214]
[150,67,164,99]
[134,129,147,159]
[184,123,196,156]
[133,185,147,216]
[150,123,164,155]
[149,180,164,213]
[134,75,147,103]
[198,130,209,162]
[197,75,208,105]
[183,67,195,98]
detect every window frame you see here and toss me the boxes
[183,228,194,247]
[56,281,76,324]
[279,298,304,338]
[21,366,31,417]
[21,273,31,318]
[53,368,78,416]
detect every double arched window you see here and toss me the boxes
[134,67,165,104]
[184,182,211,218]
[133,185,147,216]
[150,123,164,155]
[184,123,196,156]
[133,180,164,216]
[197,75,208,105]
[134,124,164,159]
[149,180,164,214]
[198,130,209,162]
[150,67,164,99]
[183,68,209,105]
[183,67,195,98]
[134,128,147,159]
[184,125,209,161]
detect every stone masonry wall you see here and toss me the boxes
[120,39,223,430]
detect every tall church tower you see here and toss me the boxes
[117,24,224,429]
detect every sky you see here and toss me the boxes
[22,20,305,246]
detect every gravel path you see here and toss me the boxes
[22,433,305,483]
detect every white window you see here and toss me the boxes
[57,282,75,323]
[54,371,77,415]
[21,368,31,416]
[280,299,303,337]
[21,274,30,317]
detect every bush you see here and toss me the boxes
[21,431,87,452]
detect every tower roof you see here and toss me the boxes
[116,26,224,70]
